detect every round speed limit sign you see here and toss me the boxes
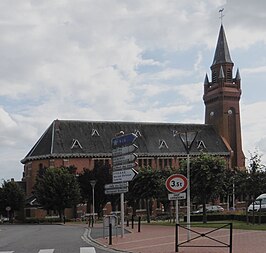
[165,174,188,193]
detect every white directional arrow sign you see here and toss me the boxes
[105,182,129,189]
[105,187,128,195]
[112,144,138,157]
[113,168,138,183]
[113,162,138,171]
[112,153,137,166]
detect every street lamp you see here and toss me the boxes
[90,180,97,226]
[179,131,198,241]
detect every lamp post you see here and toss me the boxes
[179,131,198,241]
[90,180,97,226]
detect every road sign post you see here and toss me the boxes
[110,133,139,238]
[166,174,188,251]
[165,174,188,229]
[165,174,188,193]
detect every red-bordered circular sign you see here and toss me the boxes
[165,174,188,193]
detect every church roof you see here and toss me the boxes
[21,119,230,163]
[212,24,233,66]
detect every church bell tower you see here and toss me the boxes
[203,24,245,168]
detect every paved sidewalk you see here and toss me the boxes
[91,223,266,253]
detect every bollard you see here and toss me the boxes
[131,215,134,229]
[109,223,112,245]
[175,223,179,252]
[138,216,141,232]
[126,218,129,227]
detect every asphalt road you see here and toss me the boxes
[0,224,118,253]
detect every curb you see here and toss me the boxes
[83,227,131,253]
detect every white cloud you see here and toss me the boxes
[177,83,203,103]
[1,0,266,179]
[242,101,266,164]
[242,66,266,75]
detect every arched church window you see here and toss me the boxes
[212,71,217,83]
[227,68,232,81]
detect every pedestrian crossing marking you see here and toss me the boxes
[80,247,96,253]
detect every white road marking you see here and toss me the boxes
[38,250,54,253]
[80,247,96,253]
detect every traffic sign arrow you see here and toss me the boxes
[113,162,138,171]
[112,153,137,166]
[105,182,129,189]
[105,187,128,195]
[113,168,138,183]
[112,144,138,157]
[111,133,137,148]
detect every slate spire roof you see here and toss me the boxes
[212,24,233,66]
[21,119,230,164]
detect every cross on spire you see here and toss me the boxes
[219,8,224,24]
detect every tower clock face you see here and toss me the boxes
[228,109,233,115]
[210,111,214,116]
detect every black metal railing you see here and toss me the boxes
[176,222,232,253]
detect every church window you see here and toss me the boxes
[159,139,168,149]
[144,159,147,167]
[91,129,100,136]
[212,71,217,83]
[159,159,163,168]
[71,139,83,149]
[169,158,172,167]
[197,140,207,151]
[227,68,232,81]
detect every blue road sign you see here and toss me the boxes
[111,133,137,148]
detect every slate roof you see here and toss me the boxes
[21,119,230,164]
[212,24,233,66]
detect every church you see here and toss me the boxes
[21,24,245,217]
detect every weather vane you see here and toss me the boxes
[219,8,224,24]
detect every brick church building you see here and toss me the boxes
[21,24,245,218]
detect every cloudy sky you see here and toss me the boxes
[1,0,266,181]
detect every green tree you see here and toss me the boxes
[128,167,166,223]
[0,180,25,221]
[181,153,227,223]
[34,167,80,220]
[235,151,266,205]
[78,164,112,216]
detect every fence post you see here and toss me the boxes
[229,223,233,253]
[138,216,141,232]
[131,215,134,229]
[109,223,112,245]
[175,223,179,252]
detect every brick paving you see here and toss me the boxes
[95,223,266,253]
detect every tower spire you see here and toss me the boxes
[203,23,245,169]
[212,24,232,66]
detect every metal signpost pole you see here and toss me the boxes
[178,131,198,241]
[186,153,191,240]
[90,180,97,226]
[110,133,138,239]
[165,174,188,252]
[121,192,125,237]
